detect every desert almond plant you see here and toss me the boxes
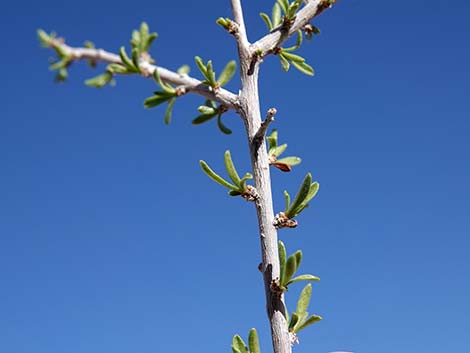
[38,1,338,353]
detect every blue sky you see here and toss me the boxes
[2,1,470,353]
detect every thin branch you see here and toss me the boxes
[47,39,240,110]
[250,0,332,56]
[230,0,250,53]
[253,107,277,144]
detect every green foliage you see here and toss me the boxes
[267,129,301,172]
[200,151,253,197]
[143,69,182,124]
[232,329,261,353]
[277,31,315,76]
[130,22,158,57]
[194,56,236,89]
[284,173,319,219]
[278,241,320,292]
[192,100,232,134]
[287,284,322,334]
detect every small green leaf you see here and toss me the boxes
[296,284,312,315]
[205,60,217,85]
[278,241,287,286]
[177,65,190,75]
[200,160,238,191]
[269,144,287,157]
[294,250,302,270]
[272,3,282,27]
[164,98,176,125]
[248,329,260,353]
[54,68,68,82]
[198,106,217,115]
[279,54,290,72]
[37,29,51,47]
[260,12,273,31]
[85,72,113,88]
[291,60,315,76]
[267,129,278,149]
[224,150,241,186]
[143,92,173,108]
[295,315,322,333]
[107,63,131,74]
[277,0,289,14]
[49,58,70,70]
[217,60,236,86]
[276,156,302,166]
[284,254,298,286]
[228,190,243,196]
[284,190,291,212]
[284,30,303,52]
[239,173,253,191]
[288,312,299,331]
[194,56,207,77]
[131,48,140,71]
[119,46,138,72]
[287,274,320,286]
[232,335,248,353]
[192,113,217,125]
[217,115,232,135]
[281,51,305,63]
[285,173,312,218]
[152,69,175,93]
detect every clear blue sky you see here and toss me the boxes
[2,1,470,353]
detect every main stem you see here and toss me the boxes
[235,26,292,353]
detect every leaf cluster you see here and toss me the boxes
[278,241,319,292]
[192,100,232,134]
[195,56,236,90]
[260,0,303,31]
[200,151,253,197]
[277,31,314,76]
[267,129,301,172]
[37,29,73,82]
[143,69,182,124]
[232,329,261,353]
[287,284,322,334]
[85,22,158,88]
[283,173,319,219]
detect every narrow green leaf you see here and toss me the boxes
[217,114,232,135]
[198,106,217,115]
[54,68,68,82]
[143,93,172,108]
[295,315,322,333]
[284,30,303,52]
[293,312,309,333]
[49,58,69,70]
[287,274,320,286]
[177,64,190,75]
[119,47,137,71]
[131,48,140,71]
[239,173,253,191]
[287,0,302,18]
[248,329,260,353]
[232,335,248,353]
[152,69,175,93]
[217,60,236,87]
[194,56,207,77]
[296,284,312,315]
[277,0,289,14]
[269,144,287,157]
[192,113,217,125]
[288,312,299,331]
[285,173,312,218]
[200,160,238,190]
[279,54,290,72]
[291,60,315,76]
[276,156,302,166]
[283,190,291,213]
[278,241,287,286]
[84,72,113,88]
[145,33,158,51]
[280,51,305,63]
[305,182,320,203]
[224,150,241,186]
[107,63,131,74]
[267,129,278,150]
[260,13,273,30]
[228,190,242,196]
[206,60,217,85]
[272,3,282,27]
[164,98,176,125]
[294,250,302,270]
[37,29,51,46]
[284,254,298,286]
